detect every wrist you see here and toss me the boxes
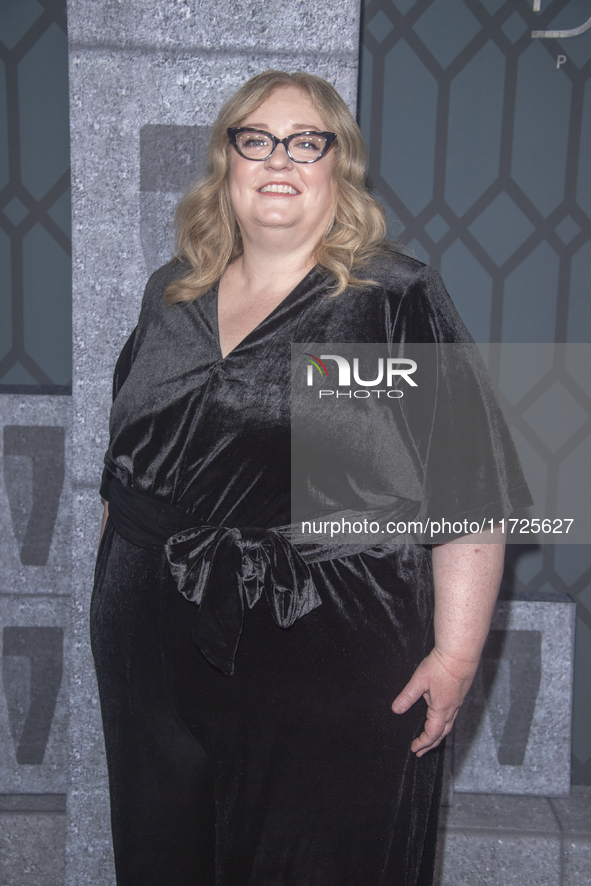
[430,645,481,679]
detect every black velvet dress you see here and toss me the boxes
[91,251,531,886]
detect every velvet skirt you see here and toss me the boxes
[91,518,445,886]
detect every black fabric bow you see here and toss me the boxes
[165,525,322,675]
[103,473,422,677]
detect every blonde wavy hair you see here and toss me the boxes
[165,70,389,304]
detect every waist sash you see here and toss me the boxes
[103,473,416,675]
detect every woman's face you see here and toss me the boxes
[228,86,337,245]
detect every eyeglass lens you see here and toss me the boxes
[235,131,329,162]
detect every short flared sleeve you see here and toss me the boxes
[111,327,137,402]
[99,327,137,501]
[391,265,532,540]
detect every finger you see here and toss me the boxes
[412,729,446,756]
[391,673,428,715]
[410,710,446,753]
[412,714,456,756]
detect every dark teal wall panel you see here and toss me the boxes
[0,0,71,393]
[0,0,44,51]
[577,79,591,217]
[413,0,481,68]
[381,40,438,215]
[441,240,493,341]
[445,42,505,216]
[512,42,571,218]
[0,229,11,358]
[502,241,560,342]
[0,60,8,190]
[568,241,591,342]
[23,224,72,385]
[19,24,70,203]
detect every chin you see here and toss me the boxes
[257,213,301,229]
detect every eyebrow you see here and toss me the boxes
[243,123,324,131]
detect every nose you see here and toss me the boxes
[264,142,293,169]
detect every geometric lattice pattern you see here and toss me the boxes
[359,0,591,783]
[359,0,591,343]
[0,0,71,393]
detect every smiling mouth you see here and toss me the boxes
[259,184,299,195]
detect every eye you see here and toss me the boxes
[292,135,323,151]
[241,133,271,148]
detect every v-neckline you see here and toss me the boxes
[213,266,321,361]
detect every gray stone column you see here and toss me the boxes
[65,2,360,882]
[0,396,71,885]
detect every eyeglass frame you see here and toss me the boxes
[227,127,337,163]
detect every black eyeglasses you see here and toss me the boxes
[227,128,337,163]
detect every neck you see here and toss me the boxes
[231,228,319,294]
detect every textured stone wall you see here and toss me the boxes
[454,592,575,797]
[66,1,360,883]
[0,395,70,884]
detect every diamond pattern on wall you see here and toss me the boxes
[469,192,535,266]
[0,0,44,50]
[555,215,581,244]
[0,0,71,392]
[413,0,481,68]
[523,381,588,453]
[367,10,393,42]
[502,12,530,43]
[359,0,591,784]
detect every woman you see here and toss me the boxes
[92,71,531,886]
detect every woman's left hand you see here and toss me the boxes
[391,529,506,756]
[391,646,480,756]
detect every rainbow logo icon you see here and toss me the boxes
[303,353,328,378]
